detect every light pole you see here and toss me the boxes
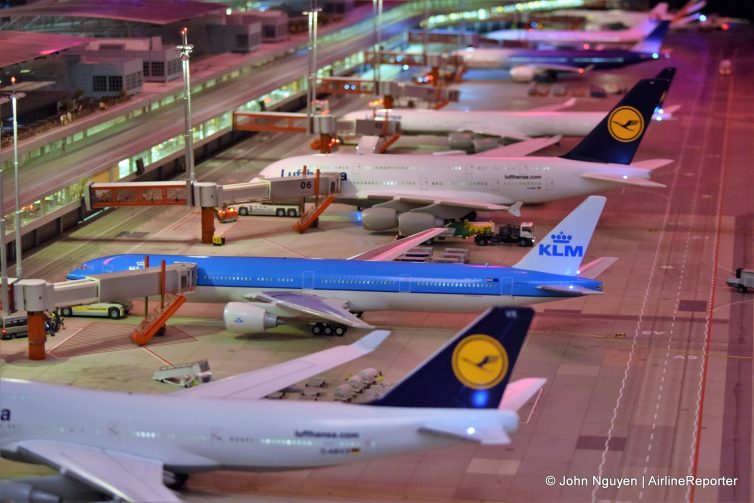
[177,28,195,183]
[11,77,22,278]
[372,0,383,83]
[304,3,321,135]
[0,90,9,315]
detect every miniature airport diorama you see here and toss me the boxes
[0,0,751,501]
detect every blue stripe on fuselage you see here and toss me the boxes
[67,254,601,299]
[508,48,651,70]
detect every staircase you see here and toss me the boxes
[130,293,187,346]
[292,195,337,233]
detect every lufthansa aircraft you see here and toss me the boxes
[0,307,545,502]
[341,70,678,146]
[68,197,611,336]
[258,71,674,235]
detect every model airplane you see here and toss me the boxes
[0,307,545,502]
[68,196,612,336]
[456,21,670,82]
[342,71,677,146]
[258,70,674,235]
[483,1,704,47]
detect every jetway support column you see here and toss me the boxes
[194,182,222,244]
[14,279,55,361]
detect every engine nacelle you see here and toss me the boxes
[472,137,501,152]
[448,131,474,151]
[0,481,61,503]
[398,212,444,237]
[223,303,280,333]
[510,65,535,83]
[361,206,398,231]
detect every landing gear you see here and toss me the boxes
[311,322,348,336]
[164,472,190,490]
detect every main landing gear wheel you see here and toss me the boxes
[165,472,190,490]
[311,323,348,336]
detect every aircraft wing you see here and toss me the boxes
[178,329,390,400]
[16,440,181,502]
[530,97,577,112]
[250,291,374,329]
[474,136,561,157]
[581,172,666,188]
[537,283,603,296]
[349,227,447,261]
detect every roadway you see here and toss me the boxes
[0,26,752,503]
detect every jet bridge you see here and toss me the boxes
[13,262,198,360]
[87,172,342,243]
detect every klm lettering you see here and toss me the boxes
[538,244,584,257]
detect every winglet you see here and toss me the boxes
[499,377,546,411]
[369,307,535,409]
[355,330,391,351]
[514,196,606,276]
[508,201,523,218]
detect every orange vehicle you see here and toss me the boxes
[216,207,238,223]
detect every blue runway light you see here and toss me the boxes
[652,52,660,60]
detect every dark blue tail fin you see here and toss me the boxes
[631,20,670,53]
[655,67,676,81]
[369,307,533,409]
[561,75,672,165]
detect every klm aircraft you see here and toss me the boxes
[0,307,544,502]
[67,196,613,336]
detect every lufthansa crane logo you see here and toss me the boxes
[452,334,509,389]
[607,106,645,142]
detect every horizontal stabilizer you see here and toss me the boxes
[537,283,603,296]
[631,159,674,170]
[475,136,561,158]
[420,423,512,445]
[577,257,618,279]
[581,172,666,188]
[500,378,547,411]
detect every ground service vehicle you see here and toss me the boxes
[726,268,753,292]
[474,222,535,247]
[234,203,300,218]
[60,302,132,320]
[216,207,238,223]
[1,312,60,340]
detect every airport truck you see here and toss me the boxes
[726,268,754,293]
[473,222,535,247]
[232,202,300,218]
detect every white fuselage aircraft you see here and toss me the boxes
[342,105,676,144]
[0,307,545,503]
[258,73,673,235]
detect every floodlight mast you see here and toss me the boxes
[178,28,195,184]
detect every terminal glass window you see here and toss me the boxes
[92,75,107,92]
[151,62,165,77]
[108,76,123,92]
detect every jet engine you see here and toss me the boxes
[510,65,536,83]
[361,207,398,231]
[398,212,444,237]
[223,303,280,333]
[448,131,474,151]
[0,481,62,503]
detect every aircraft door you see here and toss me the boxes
[210,426,224,446]
[399,274,411,293]
[303,271,315,289]
[499,277,513,297]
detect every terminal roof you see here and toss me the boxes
[0,31,90,69]
[0,0,227,26]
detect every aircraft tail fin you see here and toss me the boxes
[631,20,670,53]
[560,72,673,165]
[513,196,606,276]
[369,307,534,409]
